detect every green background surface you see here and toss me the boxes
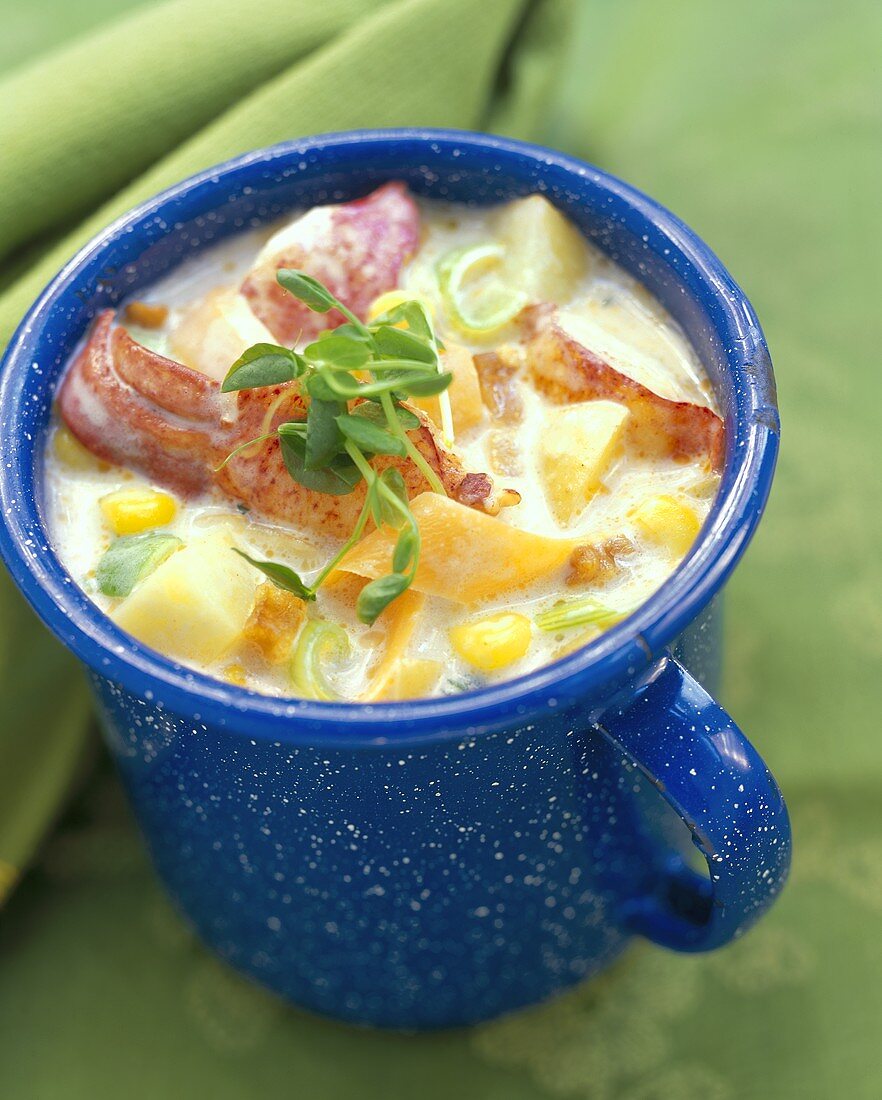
[0,1,880,1096]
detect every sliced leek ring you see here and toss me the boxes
[436,243,527,336]
[290,619,351,701]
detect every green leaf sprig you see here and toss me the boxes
[220,270,453,625]
[96,533,182,597]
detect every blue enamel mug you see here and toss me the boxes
[0,130,789,1029]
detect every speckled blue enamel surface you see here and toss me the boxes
[0,131,789,1029]
[97,678,649,1027]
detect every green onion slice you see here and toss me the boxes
[291,620,352,701]
[535,597,628,634]
[436,243,527,335]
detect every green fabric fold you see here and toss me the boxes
[0,1,881,1096]
[0,0,533,889]
[0,0,376,261]
[0,0,526,347]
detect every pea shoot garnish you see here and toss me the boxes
[220,270,454,625]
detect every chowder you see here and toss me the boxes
[46,185,723,701]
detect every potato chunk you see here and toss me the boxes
[169,287,275,382]
[539,401,630,525]
[557,296,710,406]
[383,658,443,700]
[112,532,258,664]
[337,493,575,603]
[496,195,588,303]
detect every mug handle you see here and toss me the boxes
[593,654,791,952]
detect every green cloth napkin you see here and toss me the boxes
[1,0,881,1097]
[0,0,528,889]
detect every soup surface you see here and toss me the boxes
[45,186,723,700]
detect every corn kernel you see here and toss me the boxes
[539,401,630,524]
[100,487,178,536]
[366,289,434,323]
[53,426,101,471]
[112,532,258,664]
[631,495,701,556]
[223,663,249,686]
[450,611,532,673]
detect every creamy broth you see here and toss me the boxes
[45,191,721,700]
